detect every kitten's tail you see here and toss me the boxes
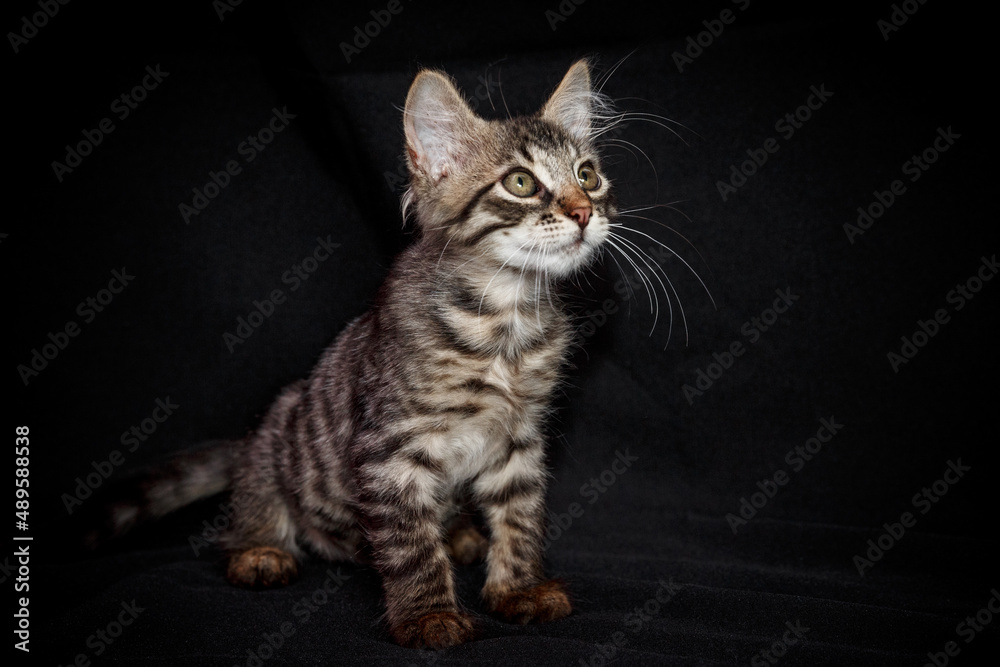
[80,439,240,549]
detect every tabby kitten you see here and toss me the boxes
[111,60,616,649]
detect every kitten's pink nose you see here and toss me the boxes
[569,206,591,229]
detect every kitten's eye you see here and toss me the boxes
[502,171,538,197]
[577,163,600,191]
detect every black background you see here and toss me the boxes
[8,0,996,665]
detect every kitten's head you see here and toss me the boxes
[402,61,614,279]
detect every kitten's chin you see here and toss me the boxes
[525,239,600,279]
[549,226,609,277]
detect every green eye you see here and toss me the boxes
[502,171,537,197]
[577,163,600,191]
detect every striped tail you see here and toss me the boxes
[82,439,240,549]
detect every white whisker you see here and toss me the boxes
[599,246,636,316]
[479,239,532,321]
[593,50,636,97]
[435,234,455,270]
[609,222,716,310]
[612,231,688,346]
[604,237,656,319]
[439,245,492,283]
[533,246,544,329]
[600,137,659,195]
[608,232,674,340]
[497,66,511,120]
[543,250,557,316]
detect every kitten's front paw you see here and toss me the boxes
[392,611,477,649]
[487,580,572,624]
[226,546,298,589]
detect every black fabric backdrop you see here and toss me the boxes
[9,1,997,665]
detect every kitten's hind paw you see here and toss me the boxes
[446,525,489,565]
[391,611,477,649]
[226,546,298,589]
[487,579,572,624]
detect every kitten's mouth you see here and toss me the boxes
[567,227,596,250]
[553,235,593,260]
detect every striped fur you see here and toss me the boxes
[82,440,238,548]
[117,61,615,649]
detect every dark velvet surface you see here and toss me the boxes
[10,1,995,665]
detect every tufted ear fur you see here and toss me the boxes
[541,60,595,143]
[404,70,482,183]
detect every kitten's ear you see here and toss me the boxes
[542,60,594,143]
[404,70,479,183]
